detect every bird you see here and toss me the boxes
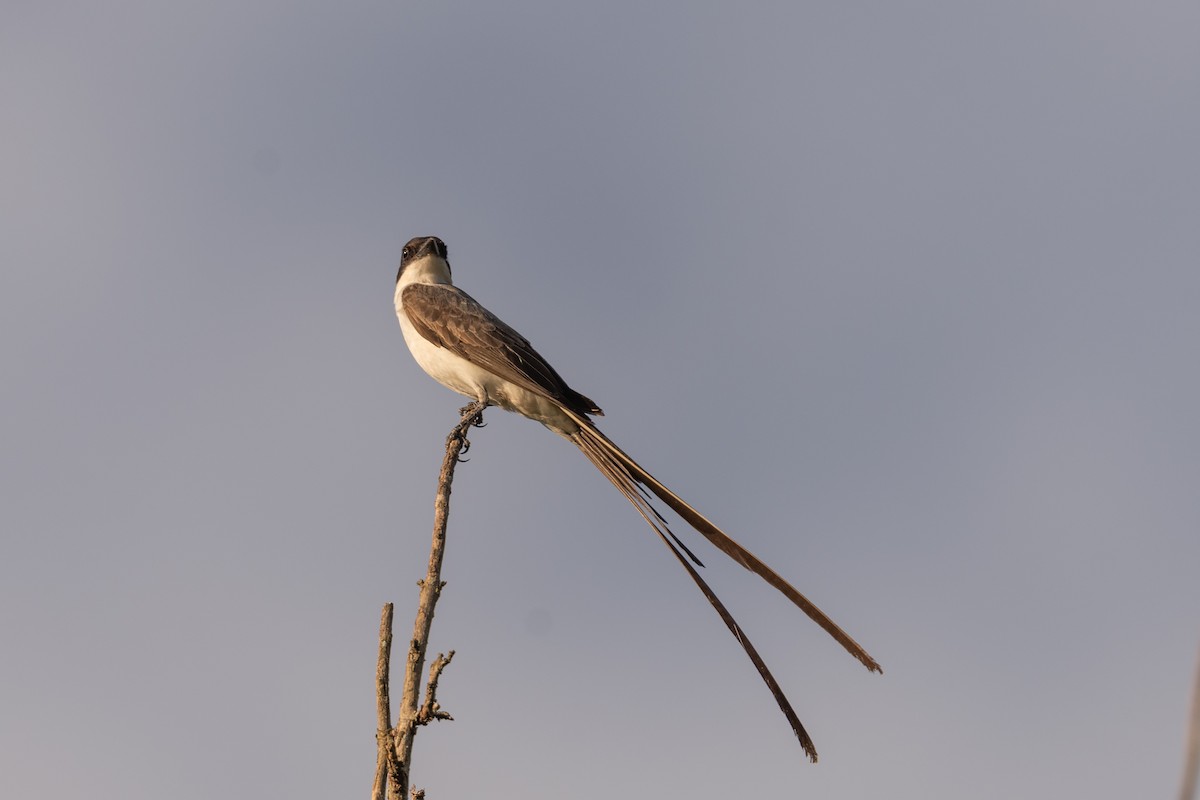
[393,234,880,761]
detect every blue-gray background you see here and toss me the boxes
[4,3,1198,797]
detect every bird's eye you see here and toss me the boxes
[402,245,411,258]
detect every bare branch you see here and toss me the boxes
[383,401,486,800]
[372,604,396,800]
[1181,643,1200,800]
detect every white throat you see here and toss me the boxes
[397,254,453,289]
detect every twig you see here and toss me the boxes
[417,650,456,725]
[376,401,485,800]
[1181,643,1200,800]
[372,604,396,800]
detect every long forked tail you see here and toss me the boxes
[564,412,881,760]
[565,411,881,673]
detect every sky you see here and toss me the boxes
[3,2,1199,798]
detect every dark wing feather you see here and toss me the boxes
[402,283,601,416]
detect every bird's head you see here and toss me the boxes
[397,236,452,285]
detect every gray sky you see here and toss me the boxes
[4,2,1199,797]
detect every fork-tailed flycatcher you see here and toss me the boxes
[393,235,880,761]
